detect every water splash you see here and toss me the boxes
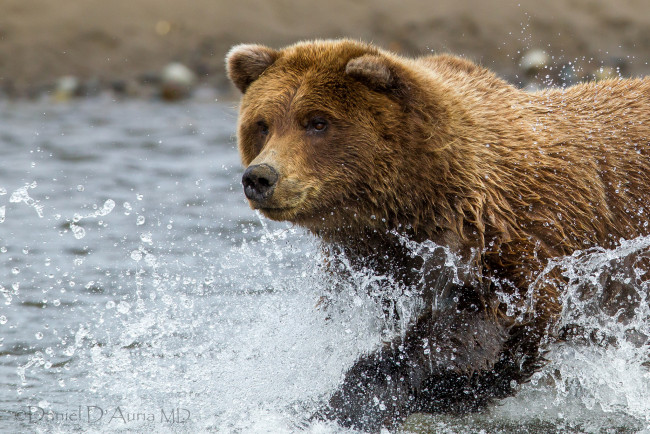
[68,199,116,239]
[21,221,635,432]
[9,182,43,218]
[492,236,650,431]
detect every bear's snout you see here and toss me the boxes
[242,163,279,204]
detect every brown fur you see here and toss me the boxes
[226,39,650,431]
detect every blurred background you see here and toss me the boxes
[1,0,650,99]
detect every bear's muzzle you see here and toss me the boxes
[242,163,279,204]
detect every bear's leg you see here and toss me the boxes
[321,304,511,431]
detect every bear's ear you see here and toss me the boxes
[345,54,403,94]
[226,44,279,93]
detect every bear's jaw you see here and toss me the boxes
[254,205,301,221]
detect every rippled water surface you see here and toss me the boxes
[1,95,649,433]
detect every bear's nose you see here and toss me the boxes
[242,164,279,203]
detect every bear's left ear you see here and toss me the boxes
[345,54,406,96]
[226,44,279,93]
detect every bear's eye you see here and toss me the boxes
[308,118,328,133]
[256,121,269,136]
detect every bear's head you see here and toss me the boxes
[226,40,456,240]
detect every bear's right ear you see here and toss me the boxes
[226,44,279,93]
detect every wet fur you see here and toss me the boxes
[227,39,650,431]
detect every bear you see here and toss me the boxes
[226,39,650,431]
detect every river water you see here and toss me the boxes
[0,94,649,433]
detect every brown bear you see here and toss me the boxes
[226,39,650,431]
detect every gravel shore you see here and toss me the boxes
[1,0,649,97]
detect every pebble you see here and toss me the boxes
[53,76,80,102]
[160,62,197,101]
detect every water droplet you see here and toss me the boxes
[162,294,173,305]
[9,184,43,218]
[144,253,157,266]
[117,301,131,314]
[136,215,145,225]
[140,232,152,244]
[77,185,84,192]
[0,316,7,324]
[70,223,85,239]
[130,250,143,261]
[35,332,43,340]
[96,199,115,217]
